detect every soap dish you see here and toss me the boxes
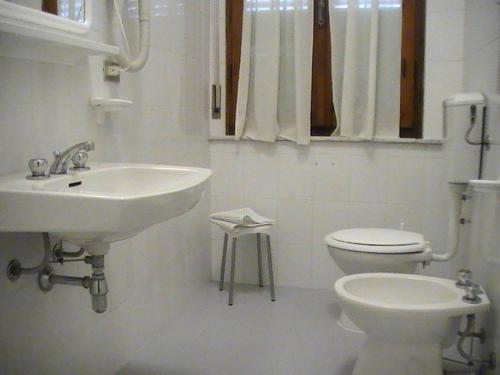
[90,97,133,124]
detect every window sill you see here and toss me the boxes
[209,135,443,145]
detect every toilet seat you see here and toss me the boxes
[325,228,426,254]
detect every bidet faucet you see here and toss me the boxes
[49,141,95,175]
[463,283,484,304]
[456,269,473,289]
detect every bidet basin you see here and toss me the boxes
[335,273,490,375]
[0,163,211,252]
[336,273,490,339]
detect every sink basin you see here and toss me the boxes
[0,163,211,254]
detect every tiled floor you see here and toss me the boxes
[117,283,363,375]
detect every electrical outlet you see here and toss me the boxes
[103,60,121,82]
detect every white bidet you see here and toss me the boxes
[335,273,490,375]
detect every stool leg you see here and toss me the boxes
[266,235,276,301]
[219,233,228,291]
[228,237,237,306]
[256,234,264,287]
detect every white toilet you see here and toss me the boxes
[325,228,433,275]
[326,228,435,331]
[335,273,490,375]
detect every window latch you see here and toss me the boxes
[212,84,222,119]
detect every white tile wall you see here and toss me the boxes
[210,141,456,289]
[461,0,500,364]
[423,0,466,139]
[0,1,211,374]
[209,0,471,289]
[1,0,496,371]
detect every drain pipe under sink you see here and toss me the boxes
[38,254,109,313]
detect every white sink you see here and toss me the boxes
[0,163,211,254]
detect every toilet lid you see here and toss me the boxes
[325,228,426,254]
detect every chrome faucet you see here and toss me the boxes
[456,269,473,289]
[463,283,484,304]
[50,141,95,175]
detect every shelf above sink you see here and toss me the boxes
[0,17,119,65]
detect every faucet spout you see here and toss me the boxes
[50,141,95,175]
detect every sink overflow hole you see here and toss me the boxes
[68,181,82,188]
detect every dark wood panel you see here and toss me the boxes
[42,0,58,15]
[400,0,426,138]
[225,0,244,136]
[311,0,336,136]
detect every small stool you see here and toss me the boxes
[213,224,275,306]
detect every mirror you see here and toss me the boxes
[6,0,85,22]
[0,0,91,34]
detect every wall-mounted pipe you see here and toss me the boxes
[6,235,109,313]
[455,314,496,370]
[49,274,89,288]
[114,0,151,72]
[431,185,468,262]
[6,233,52,281]
[38,255,108,313]
[53,241,85,260]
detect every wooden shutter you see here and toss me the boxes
[399,0,426,138]
[42,0,58,16]
[311,0,337,136]
[225,0,244,136]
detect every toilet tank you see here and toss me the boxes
[443,93,486,183]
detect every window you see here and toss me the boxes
[225,0,425,138]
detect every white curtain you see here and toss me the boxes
[235,0,314,145]
[329,0,402,139]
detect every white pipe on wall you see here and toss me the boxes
[115,0,150,72]
[431,185,468,262]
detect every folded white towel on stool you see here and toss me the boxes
[209,208,275,230]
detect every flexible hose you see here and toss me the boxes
[113,0,131,56]
[465,122,483,146]
[458,315,475,362]
[114,0,151,72]
[19,233,52,274]
[456,314,493,369]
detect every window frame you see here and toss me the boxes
[224,0,426,139]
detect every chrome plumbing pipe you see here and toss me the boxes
[7,233,52,281]
[37,255,109,313]
[455,314,496,370]
[49,275,90,288]
[54,243,85,259]
[87,255,108,313]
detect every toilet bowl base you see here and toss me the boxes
[353,337,443,375]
